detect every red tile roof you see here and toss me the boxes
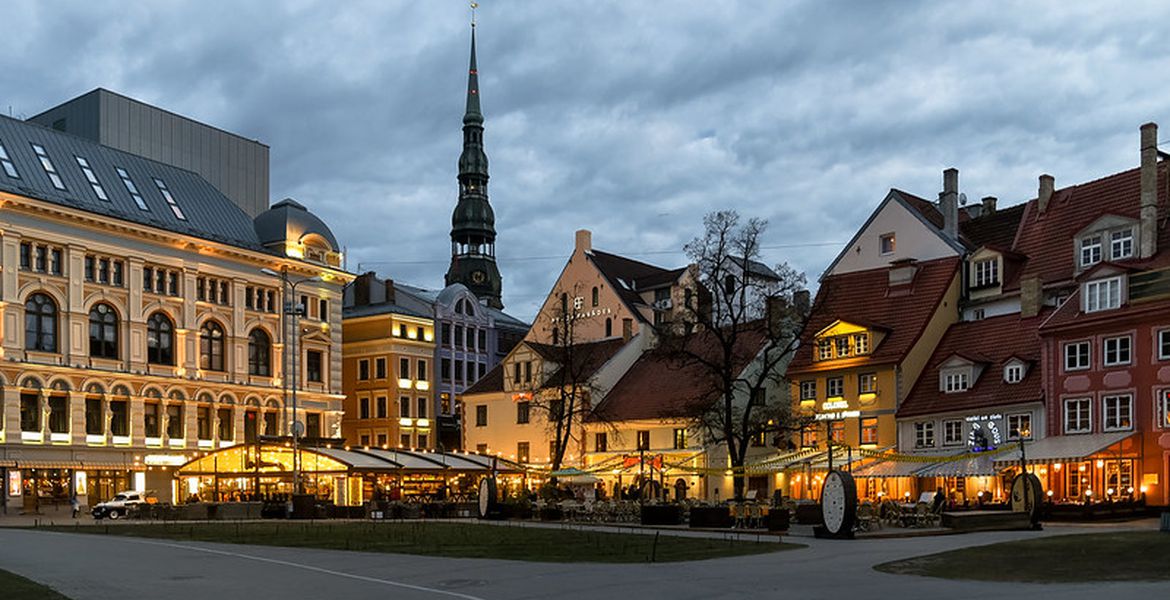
[590,325,767,422]
[898,311,1049,418]
[1039,286,1170,332]
[789,257,960,372]
[1006,166,1170,291]
[588,250,684,321]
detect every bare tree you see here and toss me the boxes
[663,210,816,499]
[528,283,611,475]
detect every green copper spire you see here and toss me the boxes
[464,26,483,125]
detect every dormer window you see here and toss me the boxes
[815,331,871,361]
[818,339,832,360]
[1080,234,1102,267]
[1083,276,1122,313]
[942,370,969,393]
[1110,229,1133,260]
[973,258,999,288]
[835,337,849,357]
[1004,363,1024,384]
[853,333,869,354]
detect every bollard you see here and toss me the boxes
[1160,512,1170,533]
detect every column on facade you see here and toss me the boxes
[66,243,87,365]
[38,388,50,439]
[1,386,20,440]
[68,390,87,445]
[130,394,146,447]
[127,257,147,373]
[1,231,19,349]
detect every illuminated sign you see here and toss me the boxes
[144,454,188,467]
[965,413,1003,423]
[8,470,21,497]
[822,400,849,411]
[815,410,861,421]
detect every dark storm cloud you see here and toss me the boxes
[3,0,1170,321]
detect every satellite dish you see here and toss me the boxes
[959,192,968,206]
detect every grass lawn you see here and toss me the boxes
[0,569,71,600]
[875,531,1170,582]
[43,521,800,563]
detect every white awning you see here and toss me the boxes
[915,453,1000,478]
[993,432,1136,465]
[853,459,932,478]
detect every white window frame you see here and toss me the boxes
[1103,335,1132,367]
[1102,394,1133,432]
[799,381,816,401]
[974,258,999,287]
[1007,414,1032,440]
[1157,389,1170,430]
[1158,330,1170,361]
[914,422,935,448]
[858,373,877,394]
[943,370,969,393]
[853,333,869,355]
[826,377,844,398]
[942,420,963,446]
[1083,276,1122,313]
[817,339,832,361]
[1064,397,1092,434]
[1004,363,1024,384]
[1110,228,1134,260]
[1064,341,1091,372]
[834,336,850,358]
[1080,234,1102,267]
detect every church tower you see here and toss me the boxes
[445,23,504,308]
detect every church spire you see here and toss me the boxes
[446,18,503,309]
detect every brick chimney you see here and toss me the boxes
[576,229,592,254]
[940,168,959,239]
[1038,175,1054,214]
[794,289,811,316]
[1140,122,1159,258]
[354,272,374,306]
[383,279,396,304]
[981,196,997,215]
[621,317,633,342]
[1020,276,1042,318]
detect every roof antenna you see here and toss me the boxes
[470,2,478,28]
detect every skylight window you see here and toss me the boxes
[75,156,108,201]
[115,167,149,211]
[152,177,186,220]
[31,143,66,190]
[0,139,19,178]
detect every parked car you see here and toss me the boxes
[92,490,155,520]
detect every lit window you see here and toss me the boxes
[153,178,186,220]
[974,258,999,287]
[826,377,844,398]
[830,421,845,443]
[860,418,878,445]
[1064,341,1091,371]
[1083,277,1122,312]
[75,156,108,200]
[0,139,20,178]
[817,339,832,360]
[1110,229,1133,260]
[1004,363,1024,384]
[1079,234,1102,267]
[1007,414,1032,439]
[1103,335,1131,367]
[115,167,148,211]
[835,337,850,358]
[1156,390,1170,430]
[879,233,896,255]
[1103,394,1133,431]
[799,380,816,400]
[914,422,935,448]
[31,143,66,190]
[1064,398,1091,434]
[943,370,969,393]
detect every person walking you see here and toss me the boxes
[70,495,80,519]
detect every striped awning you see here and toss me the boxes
[853,459,932,478]
[993,432,1136,465]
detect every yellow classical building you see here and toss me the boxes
[0,111,350,510]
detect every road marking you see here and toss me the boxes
[30,531,489,600]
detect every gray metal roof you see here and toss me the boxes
[0,114,266,252]
[342,301,431,320]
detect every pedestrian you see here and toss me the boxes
[70,495,80,519]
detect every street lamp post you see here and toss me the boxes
[261,268,321,496]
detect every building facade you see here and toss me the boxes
[0,111,348,511]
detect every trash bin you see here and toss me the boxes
[1160,512,1170,533]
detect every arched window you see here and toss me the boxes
[24,293,57,352]
[200,321,225,371]
[248,328,271,376]
[605,318,613,338]
[592,286,599,307]
[147,312,174,365]
[88,303,119,359]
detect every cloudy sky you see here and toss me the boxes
[3,1,1169,321]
